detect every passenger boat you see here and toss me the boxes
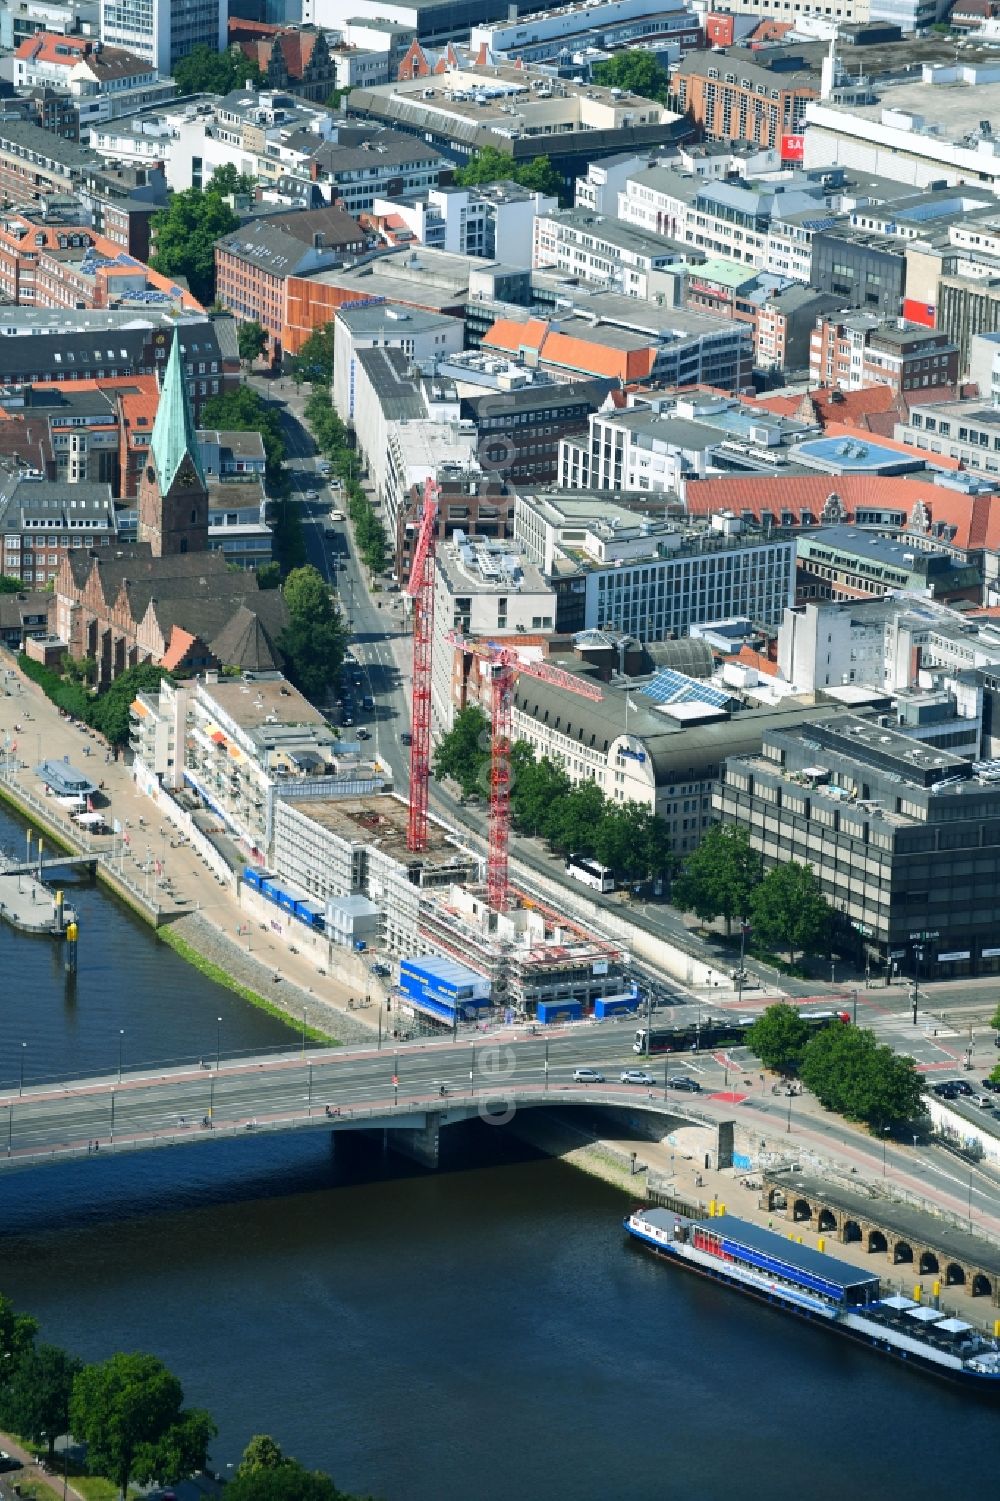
[624,1206,1000,1389]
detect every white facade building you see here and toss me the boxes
[99,0,227,76]
[431,534,555,731]
[332,301,464,424]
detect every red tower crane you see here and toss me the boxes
[448,633,603,913]
[405,476,440,853]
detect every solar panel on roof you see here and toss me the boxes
[639,667,732,711]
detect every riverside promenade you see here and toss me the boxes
[0,655,379,1045]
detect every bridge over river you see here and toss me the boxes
[0,1032,731,1173]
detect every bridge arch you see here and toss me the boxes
[868,1229,887,1255]
[893,1240,913,1265]
[817,1208,837,1234]
[972,1272,994,1298]
[842,1219,862,1244]
[945,1262,966,1287]
[792,1197,812,1223]
[919,1250,940,1276]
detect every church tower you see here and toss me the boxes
[137,335,209,557]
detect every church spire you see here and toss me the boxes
[150,334,205,494]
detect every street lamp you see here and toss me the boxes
[736,920,750,1011]
[852,989,859,1026]
[911,944,924,1026]
[216,1016,222,1071]
[786,1091,793,1134]
[18,1042,25,1097]
[301,1006,307,1058]
[882,1125,891,1178]
[118,1029,124,1082]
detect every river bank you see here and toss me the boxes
[0,656,381,1047]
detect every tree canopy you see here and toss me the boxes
[287,323,336,386]
[750,859,831,965]
[745,1002,811,1075]
[150,185,240,305]
[1,1342,81,1459]
[200,386,286,484]
[70,1352,215,1501]
[592,49,671,103]
[800,1024,924,1128]
[279,565,347,701]
[226,1434,373,1501]
[433,705,490,796]
[173,44,264,96]
[238,320,269,367]
[453,147,563,200]
[672,824,759,934]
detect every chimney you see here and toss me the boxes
[313,231,325,251]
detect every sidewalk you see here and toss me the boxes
[0,658,381,1046]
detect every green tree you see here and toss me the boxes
[227,1433,372,1501]
[150,186,240,305]
[800,1025,924,1128]
[453,147,563,200]
[746,1002,810,1075]
[206,162,257,199]
[750,860,831,965]
[70,1352,215,1501]
[355,507,387,575]
[238,320,268,368]
[0,574,22,593]
[1,1344,82,1461]
[545,780,607,857]
[173,44,264,96]
[510,747,571,835]
[592,49,671,103]
[0,1294,38,1400]
[256,561,282,590]
[89,662,171,747]
[594,801,671,885]
[286,324,336,386]
[433,705,490,796]
[279,565,347,702]
[990,1002,1000,1032]
[200,386,285,485]
[672,824,760,935]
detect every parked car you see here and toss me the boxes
[572,1067,605,1084]
[665,1075,701,1092]
[620,1068,655,1086]
[370,962,391,977]
[401,732,413,745]
[356,728,371,740]
[0,1454,23,1474]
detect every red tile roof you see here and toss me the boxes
[685,473,1000,553]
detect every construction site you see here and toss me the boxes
[264,476,637,1027]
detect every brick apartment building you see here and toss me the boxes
[810,313,961,394]
[215,206,365,358]
[673,46,818,147]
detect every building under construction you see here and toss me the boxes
[271,792,634,1019]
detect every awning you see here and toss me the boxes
[935,1318,972,1334]
[906,1306,944,1323]
[880,1294,917,1311]
[227,742,243,761]
[130,698,148,718]
[211,731,226,745]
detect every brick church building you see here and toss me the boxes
[55,338,287,685]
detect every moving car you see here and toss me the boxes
[401,732,413,745]
[572,1067,605,1084]
[356,728,371,740]
[0,1454,23,1474]
[620,1069,655,1086]
[665,1075,701,1092]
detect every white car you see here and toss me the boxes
[572,1067,605,1084]
[620,1068,655,1086]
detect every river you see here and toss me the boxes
[0,807,995,1501]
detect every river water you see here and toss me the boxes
[0,807,995,1501]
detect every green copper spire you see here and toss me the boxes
[150,334,206,493]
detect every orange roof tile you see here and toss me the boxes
[483,317,548,354]
[737,645,779,677]
[161,628,198,672]
[685,473,1000,554]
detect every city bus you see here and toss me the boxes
[565,856,615,893]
